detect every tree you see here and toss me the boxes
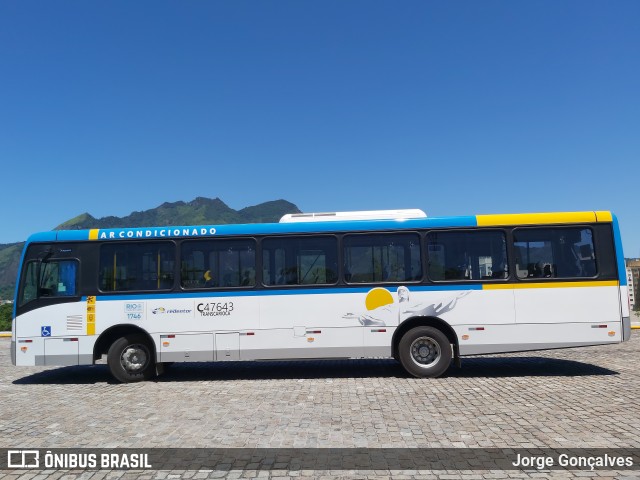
[0,303,12,331]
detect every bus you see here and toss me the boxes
[11,209,631,383]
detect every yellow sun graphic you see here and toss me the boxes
[365,288,394,311]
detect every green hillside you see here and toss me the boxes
[0,242,23,300]
[0,197,300,300]
[53,197,299,230]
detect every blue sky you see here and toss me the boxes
[1,1,639,256]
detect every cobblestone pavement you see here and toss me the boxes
[1,333,640,479]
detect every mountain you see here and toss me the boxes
[0,197,301,300]
[54,197,299,230]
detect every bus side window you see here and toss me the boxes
[263,236,338,286]
[513,227,597,279]
[426,230,507,281]
[56,260,77,295]
[40,260,77,297]
[343,233,422,284]
[181,239,256,289]
[19,259,79,302]
[18,261,38,306]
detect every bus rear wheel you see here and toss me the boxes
[398,326,452,378]
[107,334,155,383]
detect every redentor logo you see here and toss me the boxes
[7,450,39,468]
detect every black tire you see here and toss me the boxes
[398,326,452,378]
[107,334,155,383]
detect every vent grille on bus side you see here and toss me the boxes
[66,315,83,331]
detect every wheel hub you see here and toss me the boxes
[121,345,148,372]
[410,336,441,368]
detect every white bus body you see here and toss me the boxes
[11,210,630,382]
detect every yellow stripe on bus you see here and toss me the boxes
[86,295,96,336]
[89,229,99,240]
[483,280,619,290]
[595,211,613,222]
[476,212,599,227]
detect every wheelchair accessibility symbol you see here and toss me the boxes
[41,326,51,337]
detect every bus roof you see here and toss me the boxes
[280,209,427,222]
[24,211,615,244]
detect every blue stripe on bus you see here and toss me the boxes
[25,232,58,244]
[208,216,479,236]
[32,215,480,243]
[611,214,627,286]
[56,230,96,241]
[88,284,484,301]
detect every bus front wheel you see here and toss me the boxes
[398,326,452,378]
[107,334,155,383]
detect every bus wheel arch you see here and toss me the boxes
[94,325,157,383]
[392,316,459,378]
[93,324,156,361]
